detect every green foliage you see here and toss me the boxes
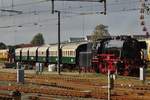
[30,33,45,46]
[91,24,110,47]
[0,42,7,49]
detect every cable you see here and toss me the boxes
[0,0,141,18]
[0,0,148,29]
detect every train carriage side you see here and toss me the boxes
[15,48,22,62]
[48,45,61,64]
[21,48,29,62]
[61,42,89,66]
[61,44,76,64]
[37,46,49,63]
[28,47,38,62]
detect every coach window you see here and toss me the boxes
[68,51,70,56]
[70,51,72,56]
[53,51,54,56]
[64,51,66,56]
[66,51,68,56]
[67,51,69,56]
[71,51,73,56]
[55,51,57,56]
[51,51,53,56]
[64,51,67,56]
[50,51,53,56]
[42,52,44,55]
[69,51,71,56]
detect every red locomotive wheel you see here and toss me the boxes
[123,70,129,76]
[99,61,108,74]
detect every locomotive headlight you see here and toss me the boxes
[113,61,117,64]
[113,61,118,66]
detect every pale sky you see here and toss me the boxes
[0,0,149,45]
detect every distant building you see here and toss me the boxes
[15,43,35,48]
[68,37,85,42]
[86,34,150,41]
[86,35,92,41]
[132,35,150,40]
[86,35,112,41]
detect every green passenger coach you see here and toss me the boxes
[37,46,49,63]
[15,48,22,62]
[21,48,29,62]
[28,47,38,62]
[61,42,88,65]
[48,45,61,63]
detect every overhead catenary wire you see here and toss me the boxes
[0,1,141,18]
[0,7,144,29]
[0,0,141,16]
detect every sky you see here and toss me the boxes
[0,0,149,45]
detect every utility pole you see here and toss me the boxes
[55,10,61,75]
[51,0,54,14]
[104,0,106,15]
[100,0,106,15]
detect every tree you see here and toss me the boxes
[30,33,45,46]
[0,42,7,49]
[91,24,110,46]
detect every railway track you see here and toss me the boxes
[1,72,150,99]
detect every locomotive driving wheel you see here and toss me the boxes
[123,69,130,76]
[99,60,108,74]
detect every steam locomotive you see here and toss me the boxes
[92,36,147,76]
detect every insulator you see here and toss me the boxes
[140,15,144,19]
[140,21,145,25]
[140,9,145,13]
[143,27,147,31]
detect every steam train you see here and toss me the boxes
[92,36,147,76]
[0,36,147,76]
